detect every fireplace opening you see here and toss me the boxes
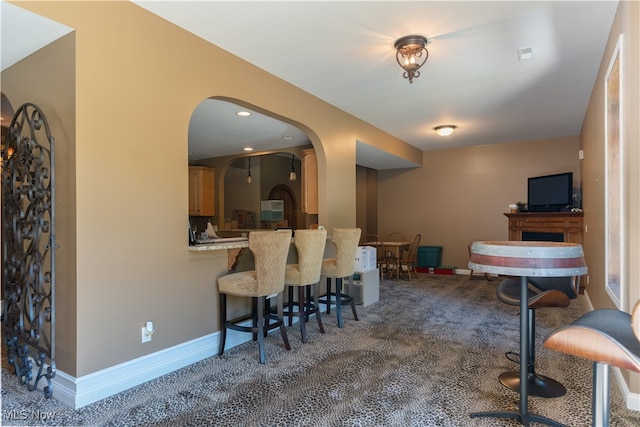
[522,231,564,242]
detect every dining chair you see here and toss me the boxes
[398,233,421,281]
[384,232,406,279]
[385,231,405,242]
[320,228,362,328]
[217,229,292,364]
[496,276,579,398]
[544,299,640,426]
[283,228,327,343]
[360,233,386,280]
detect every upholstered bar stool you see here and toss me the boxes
[283,228,327,343]
[544,299,640,427]
[496,276,579,398]
[320,228,361,328]
[217,229,292,364]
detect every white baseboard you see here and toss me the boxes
[613,366,640,411]
[44,315,309,408]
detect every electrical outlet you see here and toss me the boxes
[141,326,152,343]
[141,321,154,343]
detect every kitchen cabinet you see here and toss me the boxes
[189,166,215,216]
[300,149,318,214]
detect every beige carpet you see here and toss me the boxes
[2,274,639,426]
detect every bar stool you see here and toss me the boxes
[217,229,292,364]
[283,228,327,343]
[496,276,578,398]
[544,299,640,427]
[320,228,361,328]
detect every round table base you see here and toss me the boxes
[499,371,567,398]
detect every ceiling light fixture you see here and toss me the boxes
[434,125,457,137]
[394,35,429,84]
[246,157,253,184]
[289,154,297,182]
[243,147,254,151]
[236,111,251,117]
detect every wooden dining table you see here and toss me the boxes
[365,241,411,280]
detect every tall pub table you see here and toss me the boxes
[468,241,587,427]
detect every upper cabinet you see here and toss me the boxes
[189,166,215,216]
[300,149,318,214]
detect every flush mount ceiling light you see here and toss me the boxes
[434,125,457,137]
[394,35,429,84]
[236,111,251,117]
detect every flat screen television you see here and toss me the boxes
[527,172,573,212]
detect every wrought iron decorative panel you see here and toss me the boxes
[2,103,56,398]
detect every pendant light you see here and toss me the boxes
[289,154,297,181]
[246,157,253,184]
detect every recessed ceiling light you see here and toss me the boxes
[282,136,294,140]
[236,111,251,117]
[243,147,254,151]
[517,47,534,61]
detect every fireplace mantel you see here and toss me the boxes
[504,212,584,245]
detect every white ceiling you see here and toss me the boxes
[2,1,619,169]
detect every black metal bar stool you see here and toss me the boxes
[544,299,640,427]
[496,276,579,398]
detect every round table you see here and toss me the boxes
[468,241,587,427]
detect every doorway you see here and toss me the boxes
[269,185,297,229]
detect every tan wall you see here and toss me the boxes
[1,34,77,374]
[378,136,580,268]
[580,0,639,394]
[7,1,418,377]
[355,166,378,235]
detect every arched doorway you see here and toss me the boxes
[269,184,297,229]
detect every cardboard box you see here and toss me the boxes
[223,219,238,230]
[354,246,376,272]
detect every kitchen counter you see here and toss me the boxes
[187,240,249,251]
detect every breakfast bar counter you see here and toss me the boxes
[187,240,249,251]
[188,239,250,271]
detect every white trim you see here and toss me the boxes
[43,315,312,408]
[613,366,640,411]
[604,33,624,310]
